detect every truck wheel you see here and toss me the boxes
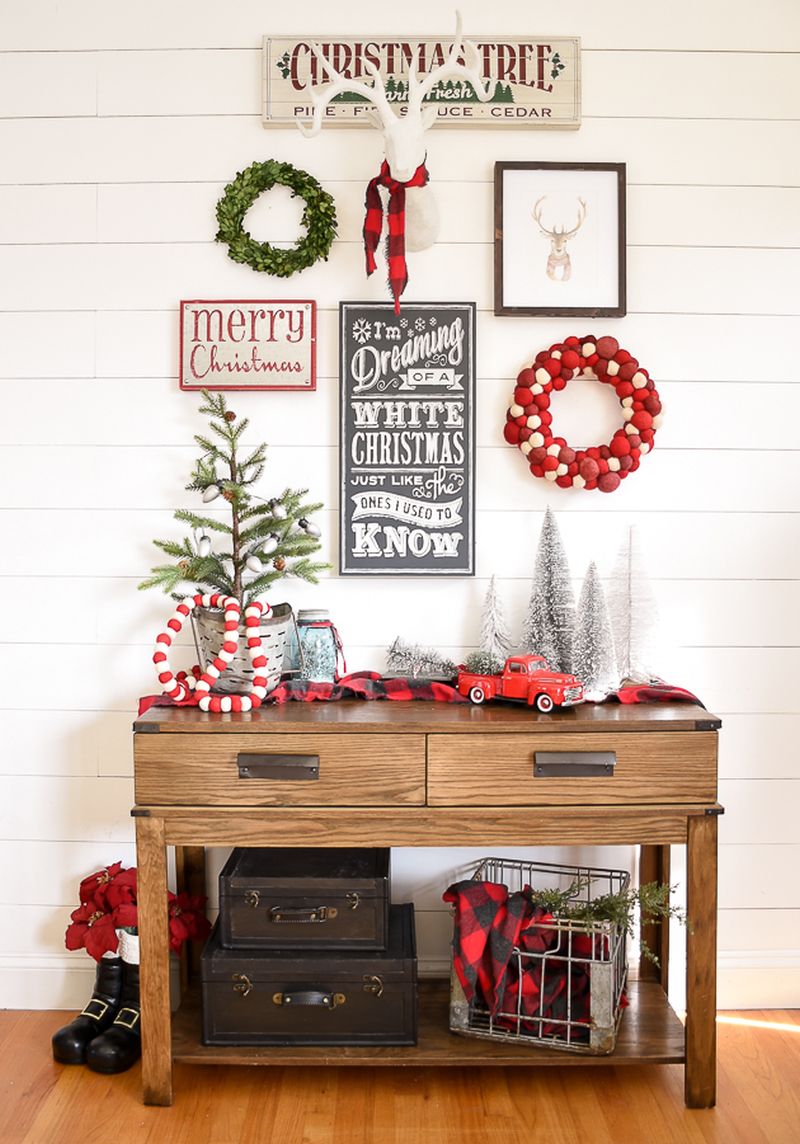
[535,694,554,713]
[469,686,486,705]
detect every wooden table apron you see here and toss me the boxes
[132,701,722,1109]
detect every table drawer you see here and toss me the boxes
[135,733,425,807]
[427,732,717,806]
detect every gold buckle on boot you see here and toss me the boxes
[80,998,109,1021]
[113,1007,140,1030]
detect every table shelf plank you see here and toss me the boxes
[172,978,685,1068]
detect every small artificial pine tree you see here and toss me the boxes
[520,506,576,672]
[478,575,511,663]
[138,390,328,608]
[385,637,456,680]
[572,562,618,700]
[606,525,659,683]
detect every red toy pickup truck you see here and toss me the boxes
[457,654,584,713]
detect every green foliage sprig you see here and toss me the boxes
[138,389,329,607]
[215,160,337,276]
[527,879,686,966]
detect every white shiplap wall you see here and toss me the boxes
[1,0,799,1010]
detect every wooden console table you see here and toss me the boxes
[132,700,721,1107]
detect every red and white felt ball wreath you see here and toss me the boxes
[503,335,663,493]
[152,592,271,713]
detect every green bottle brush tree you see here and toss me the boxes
[138,390,328,607]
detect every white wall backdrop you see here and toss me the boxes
[1,0,798,1010]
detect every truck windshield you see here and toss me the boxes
[528,661,546,673]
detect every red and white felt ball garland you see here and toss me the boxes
[503,335,663,493]
[152,592,271,713]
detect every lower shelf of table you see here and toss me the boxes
[171,978,685,1067]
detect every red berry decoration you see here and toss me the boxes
[504,336,663,492]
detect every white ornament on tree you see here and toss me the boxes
[520,506,576,672]
[573,562,618,700]
[607,525,660,683]
[478,575,511,663]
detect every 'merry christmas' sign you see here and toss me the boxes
[263,35,580,127]
[179,300,316,391]
[340,302,475,575]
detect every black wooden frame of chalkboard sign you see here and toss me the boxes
[339,301,476,577]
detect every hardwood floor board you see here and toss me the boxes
[2,1011,799,1144]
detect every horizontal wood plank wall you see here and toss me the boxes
[0,0,798,1009]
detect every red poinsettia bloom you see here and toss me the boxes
[65,901,120,961]
[112,902,139,930]
[167,892,212,954]
[106,867,137,911]
[78,862,124,910]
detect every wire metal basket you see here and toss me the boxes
[449,857,630,1055]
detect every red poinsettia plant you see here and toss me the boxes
[65,863,211,961]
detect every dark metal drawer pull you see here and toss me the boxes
[534,751,616,778]
[237,753,320,781]
[268,905,337,924]
[272,990,346,1009]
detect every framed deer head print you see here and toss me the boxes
[494,162,626,317]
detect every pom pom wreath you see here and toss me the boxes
[504,337,662,493]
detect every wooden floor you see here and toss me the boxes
[1,1009,799,1144]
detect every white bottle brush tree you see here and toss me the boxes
[573,562,618,699]
[607,525,659,683]
[521,506,576,672]
[138,390,328,607]
[465,575,511,674]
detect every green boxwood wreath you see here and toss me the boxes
[215,160,337,277]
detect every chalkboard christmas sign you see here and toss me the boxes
[340,302,475,575]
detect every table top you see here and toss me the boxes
[134,700,720,735]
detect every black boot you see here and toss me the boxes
[52,956,123,1065]
[86,961,141,1074]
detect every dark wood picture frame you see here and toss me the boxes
[494,161,627,318]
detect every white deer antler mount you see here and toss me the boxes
[532,196,587,282]
[298,12,497,310]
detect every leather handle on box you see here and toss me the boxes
[272,990,346,1009]
[268,905,337,924]
[237,754,320,781]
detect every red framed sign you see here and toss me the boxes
[179,300,317,391]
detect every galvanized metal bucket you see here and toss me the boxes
[191,602,293,696]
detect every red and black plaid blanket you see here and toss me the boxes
[363,160,429,314]
[139,671,703,717]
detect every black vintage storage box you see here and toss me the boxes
[218,847,390,950]
[201,903,417,1046]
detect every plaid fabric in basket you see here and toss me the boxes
[443,880,627,1044]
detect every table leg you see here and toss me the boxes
[135,813,173,1106]
[639,844,671,987]
[175,845,206,989]
[685,813,718,1108]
